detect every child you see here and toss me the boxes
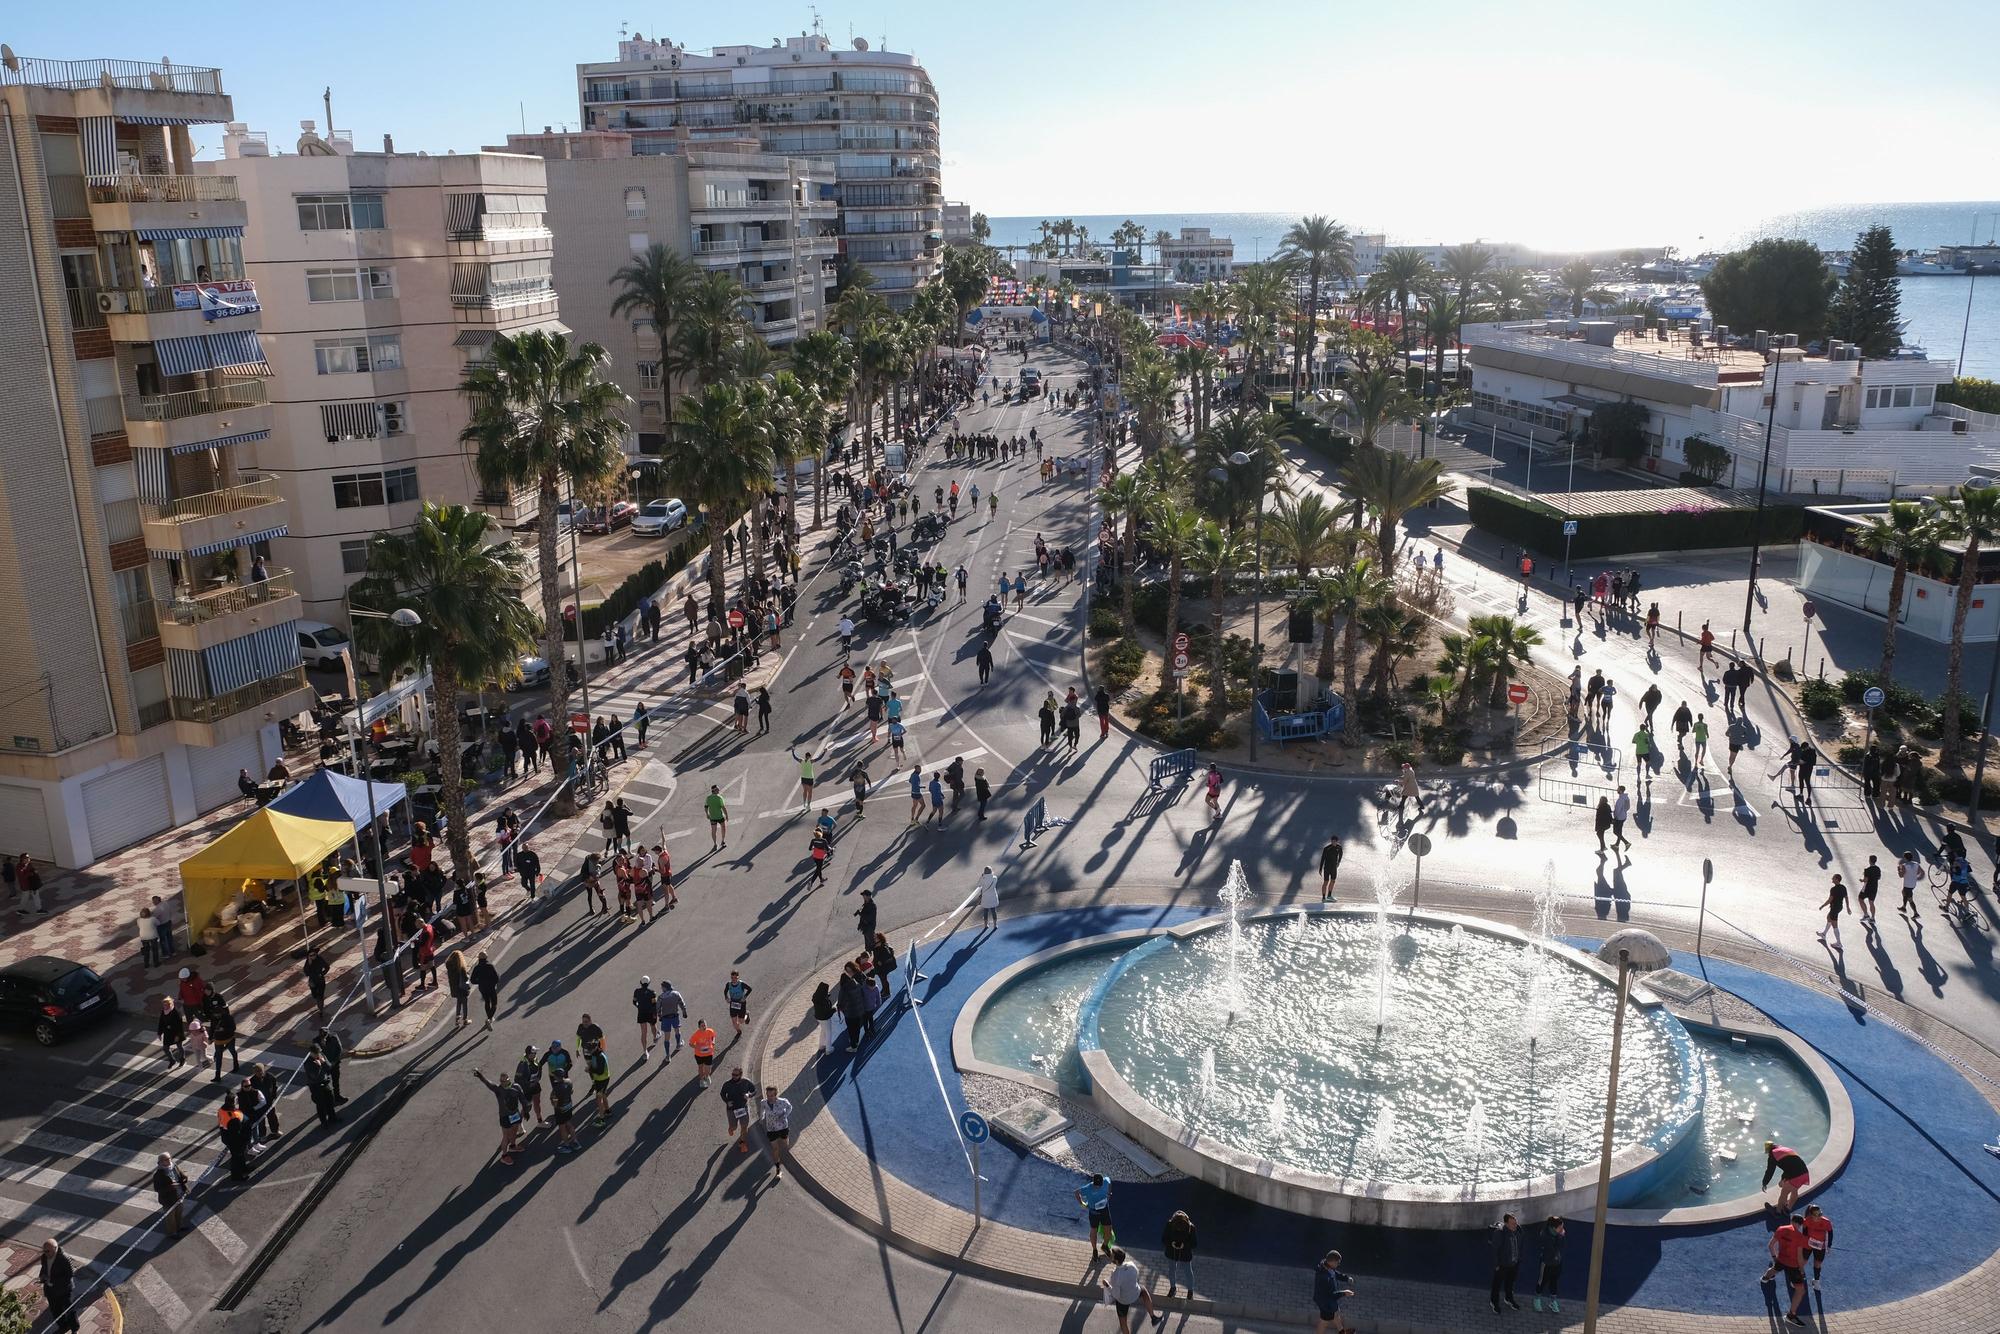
[185,1013,208,1070]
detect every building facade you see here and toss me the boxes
[499,128,833,454]
[1462,318,2000,496]
[576,30,941,307]
[1159,226,1233,283]
[208,124,565,622]
[940,200,972,245]
[0,55,305,866]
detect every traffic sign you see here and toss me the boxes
[1802,600,1818,621]
[960,1109,990,1144]
[1562,520,1579,537]
[1507,682,1530,705]
[569,711,589,734]
[1406,832,1433,858]
[1863,685,1886,710]
[1174,632,1190,654]
[1173,652,1190,670]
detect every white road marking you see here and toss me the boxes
[753,748,987,818]
[195,1206,246,1263]
[130,1263,190,1327]
[1006,609,1069,631]
[0,1193,161,1250]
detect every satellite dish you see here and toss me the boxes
[1,46,20,74]
[852,37,869,50]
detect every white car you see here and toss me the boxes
[296,620,352,668]
[631,499,688,536]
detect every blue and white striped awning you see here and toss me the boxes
[203,623,302,694]
[134,225,243,242]
[168,428,268,456]
[118,115,211,126]
[148,524,288,563]
[152,330,270,378]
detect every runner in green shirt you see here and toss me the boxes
[705,784,728,850]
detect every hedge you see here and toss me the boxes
[568,535,697,641]
[1465,488,1804,560]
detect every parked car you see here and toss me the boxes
[0,956,118,1046]
[578,501,639,535]
[296,621,352,668]
[631,499,688,536]
[513,654,581,691]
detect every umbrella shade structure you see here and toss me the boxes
[266,768,408,831]
[178,809,353,935]
[1155,332,1204,350]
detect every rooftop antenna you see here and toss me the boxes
[809,4,824,37]
[323,85,334,136]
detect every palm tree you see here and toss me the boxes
[1265,492,1347,578]
[348,504,539,874]
[1940,486,2000,765]
[1188,519,1249,723]
[1377,248,1433,363]
[462,329,627,806]
[1313,557,1389,705]
[1097,472,1150,633]
[1328,364,1417,451]
[1174,344,1223,436]
[834,284,888,338]
[852,319,903,478]
[1557,259,1597,318]
[1359,602,1425,699]
[764,370,827,539]
[1482,268,1537,321]
[787,331,853,529]
[1342,448,1455,580]
[1125,359,1181,457]
[1228,265,1292,409]
[1153,228,1173,309]
[670,383,777,615]
[1440,244,1495,377]
[1466,613,1544,707]
[1149,500,1205,684]
[1197,410,1289,538]
[674,270,752,391]
[1436,630,1498,716]
[1280,216,1356,395]
[608,243,697,421]
[1420,292,1463,396]
[1857,499,1944,693]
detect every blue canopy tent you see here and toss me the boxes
[267,768,407,829]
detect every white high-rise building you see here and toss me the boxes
[576,29,942,307]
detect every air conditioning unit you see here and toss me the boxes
[96,290,129,314]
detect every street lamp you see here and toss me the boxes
[345,602,421,1012]
[1208,448,1267,760]
[1583,930,1670,1333]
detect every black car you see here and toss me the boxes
[0,956,118,1046]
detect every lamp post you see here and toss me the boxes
[344,602,421,1012]
[1208,449,1265,759]
[1740,358,1784,634]
[1582,931,1667,1333]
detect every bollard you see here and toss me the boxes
[1729,629,1738,653]
[1677,611,1683,636]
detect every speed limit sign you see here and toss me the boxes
[1173,652,1189,670]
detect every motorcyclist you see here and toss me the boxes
[983,595,1003,629]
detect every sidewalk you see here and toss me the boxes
[0,1240,116,1333]
[0,499,854,1061]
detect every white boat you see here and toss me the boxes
[1897,250,1961,276]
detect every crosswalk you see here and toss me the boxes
[0,1033,306,1328]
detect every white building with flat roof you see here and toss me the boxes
[1463,319,2000,496]
[1160,226,1233,283]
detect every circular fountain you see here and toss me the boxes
[1070,862,1708,1227]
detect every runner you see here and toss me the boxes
[585,1042,612,1126]
[472,1070,524,1167]
[797,750,817,809]
[1319,835,1343,902]
[908,764,925,826]
[850,764,870,818]
[1076,1172,1117,1256]
[1205,764,1223,821]
[633,976,660,1061]
[705,784,729,850]
[838,662,856,708]
[1801,1204,1835,1291]
[659,979,688,1055]
[689,1019,718,1089]
[724,971,754,1036]
[514,1045,546,1125]
[1761,1212,1811,1326]
[1896,850,1923,918]
[720,1066,757,1152]
[547,1063,578,1154]
[759,1085,794,1181]
[1762,1141,1811,1214]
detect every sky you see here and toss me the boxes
[18,0,2000,251]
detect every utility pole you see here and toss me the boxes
[1740,359,1784,634]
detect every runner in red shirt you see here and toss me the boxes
[1761,1215,1810,1325]
[1800,1205,1834,1290]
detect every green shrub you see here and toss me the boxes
[1383,739,1418,768]
[1836,744,1867,765]
[1465,487,1804,559]
[1102,637,1146,692]
[1419,722,1468,764]
[1088,605,1123,640]
[569,539,696,640]
[1797,678,1842,720]
[1932,769,2000,808]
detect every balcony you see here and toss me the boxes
[87,174,245,240]
[100,278,260,343]
[122,381,271,454]
[171,667,316,748]
[697,197,792,218]
[0,54,231,126]
[158,570,302,653]
[140,476,288,560]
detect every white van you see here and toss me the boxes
[296,621,352,668]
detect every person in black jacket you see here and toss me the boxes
[220,1094,254,1179]
[1318,836,1343,902]
[153,1153,190,1236]
[206,996,240,1081]
[250,1063,282,1141]
[314,1027,347,1102]
[157,997,187,1067]
[1489,1213,1523,1313]
[868,934,898,1008]
[810,982,837,1053]
[304,1050,339,1127]
[1161,1209,1197,1299]
[854,890,878,948]
[39,1239,78,1334]
[471,951,500,1029]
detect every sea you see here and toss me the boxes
[983,203,2000,378]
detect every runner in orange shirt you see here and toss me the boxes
[689,1020,718,1089]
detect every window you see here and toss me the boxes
[340,539,370,575]
[637,362,661,391]
[1892,385,1913,408]
[332,472,385,509]
[624,187,646,218]
[313,334,399,374]
[628,232,649,255]
[380,401,407,437]
[383,466,420,504]
[1915,386,1934,407]
[306,267,362,303]
[296,193,384,230]
[364,266,396,300]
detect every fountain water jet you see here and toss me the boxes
[1218,860,1252,1014]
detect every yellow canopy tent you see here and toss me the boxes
[178,808,354,936]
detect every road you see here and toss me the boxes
[12,345,1984,1332]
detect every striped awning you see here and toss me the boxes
[319,402,379,440]
[203,623,302,694]
[153,331,270,378]
[451,328,497,349]
[80,117,117,178]
[168,428,268,457]
[135,225,244,242]
[133,450,171,506]
[149,524,288,563]
[118,115,210,126]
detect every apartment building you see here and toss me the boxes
[0,54,307,866]
[205,123,563,620]
[576,29,941,307]
[1159,227,1234,283]
[1462,319,2000,496]
[940,200,973,245]
[498,127,832,453]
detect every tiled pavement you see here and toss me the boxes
[1,1240,116,1332]
[754,896,2000,1334]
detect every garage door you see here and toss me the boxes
[186,731,263,813]
[81,755,172,859]
[0,784,55,863]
